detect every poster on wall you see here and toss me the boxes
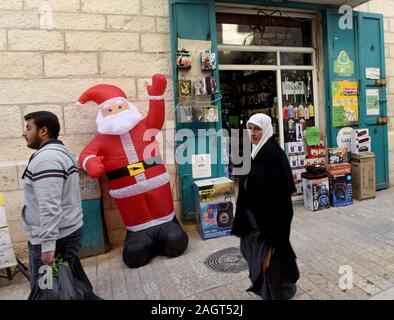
[336,127,354,151]
[331,80,359,127]
[366,89,380,116]
[192,154,211,179]
[334,51,354,77]
[366,68,380,80]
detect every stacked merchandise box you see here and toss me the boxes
[326,163,353,207]
[305,143,326,167]
[285,142,306,202]
[351,129,371,154]
[351,152,376,200]
[301,167,330,211]
[193,177,236,240]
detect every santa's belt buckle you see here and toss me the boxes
[127,162,145,176]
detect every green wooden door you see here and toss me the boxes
[324,9,389,189]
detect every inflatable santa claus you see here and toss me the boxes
[77,74,188,268]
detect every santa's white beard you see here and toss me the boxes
[96,104,143,135]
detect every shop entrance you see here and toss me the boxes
[216,8,321,200]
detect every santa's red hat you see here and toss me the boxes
[77,84,127,109]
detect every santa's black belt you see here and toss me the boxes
[106,156,163,180]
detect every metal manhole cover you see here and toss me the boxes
[204,247,247,273]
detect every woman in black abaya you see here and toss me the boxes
[231,113,299,300]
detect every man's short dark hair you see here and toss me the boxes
[24,111,60,139]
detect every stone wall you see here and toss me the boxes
[0,0,176,259]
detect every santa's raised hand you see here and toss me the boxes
[147,74,167,97]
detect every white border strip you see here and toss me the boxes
[109,172,170,199]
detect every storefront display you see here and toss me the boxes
[176,40,219,128]
[282,70,316,144]
[170,3,389,220]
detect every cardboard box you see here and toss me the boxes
[326,164,352,207]
[352,128,369,140]
[351,128,371,154]
[352,140,371,154]
[351,153,376,200]
[286,142,304,155]
[327,147,348,164]
[329,173,352,207]
[302,176,330,211]
[193,177,236,240]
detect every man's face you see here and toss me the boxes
[23,119,43,149]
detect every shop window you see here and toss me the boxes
[280,52,312,66]
[216,12,312,47]
[218,51,277,65]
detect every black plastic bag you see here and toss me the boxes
[28,263,100,300]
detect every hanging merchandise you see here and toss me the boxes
[304,105,310,119]
[207,76,219,94]
[306,127,320,146]
[201,51,217,71]
[298,104,304,119]
[192,106,204,122]
[177,104,193,123]
[296,123,303,142]
[203,106,219,122]
[194,78,207,96]
[178,79,192,97]
[294,105,299,120]
[308,102,315,118]
[299,118,306,131]
[288,104,294,118]
[283,105,289,120]
[288,118,295,130]
[176,49,192,70]
[306,72,311,97]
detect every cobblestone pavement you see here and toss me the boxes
[1,188,394,300]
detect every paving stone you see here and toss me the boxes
[1,188,394,300]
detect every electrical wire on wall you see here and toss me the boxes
[242,8,312,47]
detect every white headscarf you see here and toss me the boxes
[246,113,274,159]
